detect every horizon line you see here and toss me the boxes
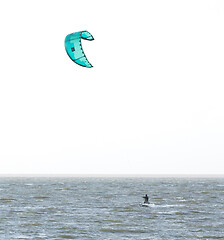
[0,174,224,178]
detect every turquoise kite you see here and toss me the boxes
[65,31,94,68]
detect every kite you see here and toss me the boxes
[65,31,94,68]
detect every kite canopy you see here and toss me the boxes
[65,31,94,68]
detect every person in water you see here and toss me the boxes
[143,194,149,203]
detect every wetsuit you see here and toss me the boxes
[143,194,149,203]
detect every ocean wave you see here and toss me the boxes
[0,198,15,202]
[100,228,148,233]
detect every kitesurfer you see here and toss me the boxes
[143,194,149,203]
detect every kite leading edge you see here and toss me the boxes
[65,31,94,68]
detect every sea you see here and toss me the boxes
[0,177,223,239]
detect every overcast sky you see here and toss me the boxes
[0,0,224,175]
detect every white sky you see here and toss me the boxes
[0,0,224,175]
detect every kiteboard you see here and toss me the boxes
[141,202,151,207]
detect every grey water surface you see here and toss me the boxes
[0,177,223,239]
